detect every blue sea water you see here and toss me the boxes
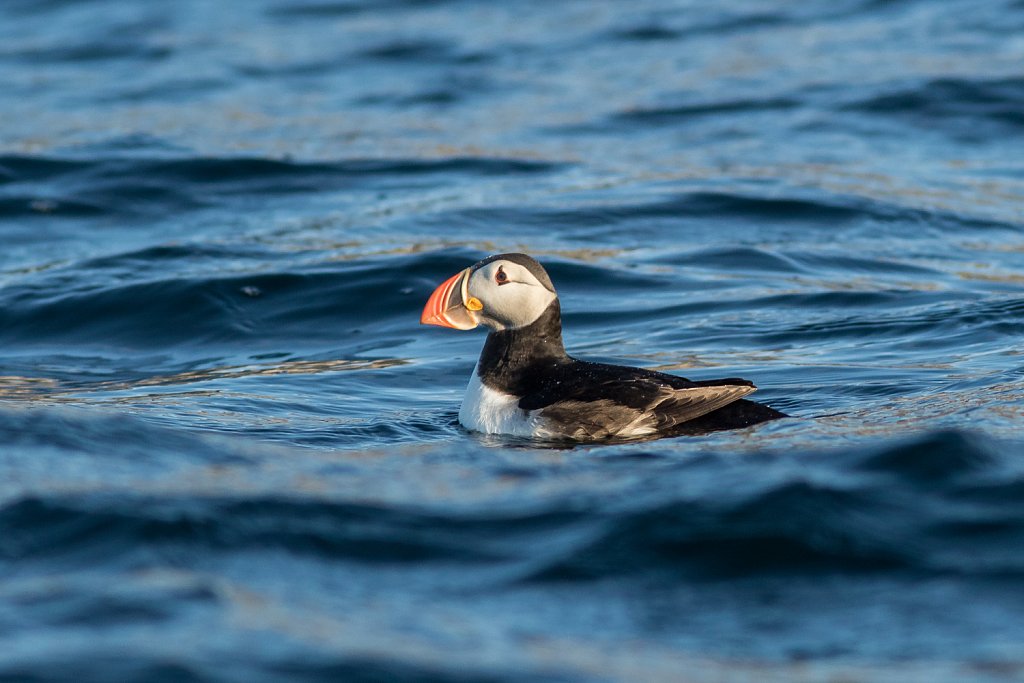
[2,0,1024,680]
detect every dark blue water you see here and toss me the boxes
[3,1,1024,680]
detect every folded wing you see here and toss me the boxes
[535,376,756,440]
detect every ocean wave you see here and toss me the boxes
[3,423,1020,580]
[3,0,1024,676]
[0,155,563,218]
[0,249,472,348]
[843,77,1024,134]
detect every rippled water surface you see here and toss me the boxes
[2,1,1024,681]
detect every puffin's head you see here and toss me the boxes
[420,253,557,332]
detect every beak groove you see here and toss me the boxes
[420,268,478,330]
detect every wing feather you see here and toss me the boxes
[536,381,757,440]
[645,384,757,431]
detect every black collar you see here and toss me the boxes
[476,300,568,393]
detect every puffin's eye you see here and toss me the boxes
[495,267,509,285]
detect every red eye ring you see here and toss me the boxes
[495,267,509,285]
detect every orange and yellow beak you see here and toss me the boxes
[420,267,480,330]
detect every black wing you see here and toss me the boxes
[518,359,759,439]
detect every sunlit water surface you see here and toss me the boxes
[2,1,1024,681]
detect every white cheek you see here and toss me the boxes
[469,266,556,329]
[497,284,555,327]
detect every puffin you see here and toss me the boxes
[421,253,786,441]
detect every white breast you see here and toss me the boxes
[459,364,539,437]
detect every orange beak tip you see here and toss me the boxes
[419,311,449,327]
